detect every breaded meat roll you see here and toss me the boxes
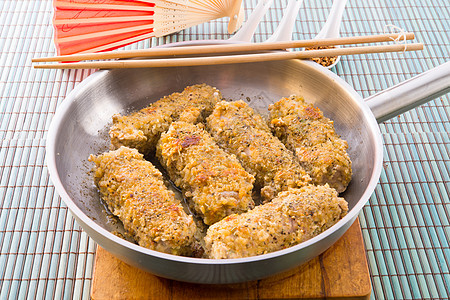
[157,121,255,225]
[206,100,311,201]
[204,184,348,259]
[268,95,352,192]
[109,84,222,154]
[89,146,201,257]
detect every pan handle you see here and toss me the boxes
[365,60,450,123]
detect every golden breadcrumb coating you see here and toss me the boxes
[109,84,222,154]
[206,100,311,202]
[204,184,348,259]
[89,146,202,257]
[268,95,352,192]
[157,121,255,225]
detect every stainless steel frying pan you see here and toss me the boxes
[46,43,449,283]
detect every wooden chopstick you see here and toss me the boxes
[32,32,415,63]
[33,43,423,69]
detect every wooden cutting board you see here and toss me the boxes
[91,219,371,299]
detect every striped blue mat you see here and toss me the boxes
[0,0,448,299]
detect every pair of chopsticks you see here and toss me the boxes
[32,33,422,69]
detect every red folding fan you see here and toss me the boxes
[53,0,244,55]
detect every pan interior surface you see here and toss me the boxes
[47,59,382,283]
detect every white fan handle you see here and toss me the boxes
[227,0,244,34]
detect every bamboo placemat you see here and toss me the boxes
[0,0,448,299]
